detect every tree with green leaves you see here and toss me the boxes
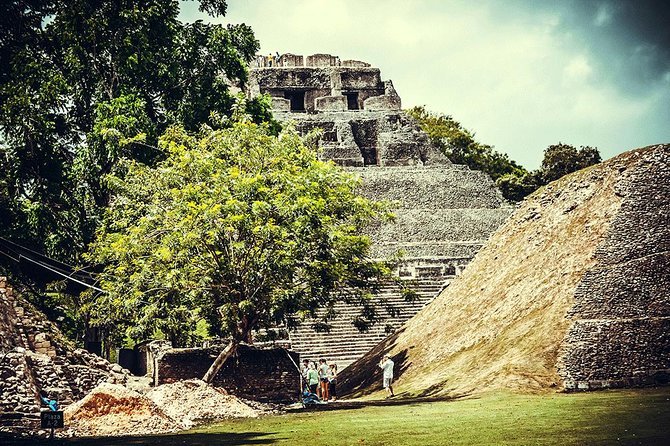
[407,106,527,185]
[0,0,273,262]
[87,121,392,382]
[408,106,602,201]
[539,143,601,184]
[0,0,279,349]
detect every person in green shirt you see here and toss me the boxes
[307,362,319,394]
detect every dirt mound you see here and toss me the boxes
[146,379,259,428]
[64,380,261,436]
[339,144,670,398]
[64,383,178,437]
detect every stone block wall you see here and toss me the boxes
[363,94,401,111]
[559,145,670,390]
[0,277,128,426]
[341,59,371,68]
[271,97,290,111]
[306,53,339,67]
[286,111,450,167]
[0,352,40,414]
[279,53,303,67]
[315,95,347,111]
[353,166,513,259]
[155,345,301,403]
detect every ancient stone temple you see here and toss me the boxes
[248,54,513,369]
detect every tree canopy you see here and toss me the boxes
[0,0,273,265]
[87,121,392,379]
[407,106,527,182]
[0,1,280,346]
[539,143,601,184]
[408,106,601,201]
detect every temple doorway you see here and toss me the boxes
[284,91,305,111]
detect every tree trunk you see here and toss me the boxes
[202,340,239,384]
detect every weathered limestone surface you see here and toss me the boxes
[315,95,347,111]
[281,110,449,166]
[0,278,128,431]
[559,145,670,390]
[247,54,514,368]
[363,81,401,111]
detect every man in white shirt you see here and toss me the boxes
[378,354,395,397]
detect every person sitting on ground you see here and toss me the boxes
[379,354,395,398]
[318,358,330,401]
[328,363,338,401]
[307,362,319,395]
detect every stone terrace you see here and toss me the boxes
[248,53,513,370]
[291,276,450,369]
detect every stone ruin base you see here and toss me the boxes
[138,341,302,404]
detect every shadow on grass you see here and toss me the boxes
[290,393,471,412]
[0,431,278,446]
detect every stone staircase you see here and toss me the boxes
[289,274,451,369]
[287,165,513,370]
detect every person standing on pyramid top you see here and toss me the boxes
[379,354,395,398]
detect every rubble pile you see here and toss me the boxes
[64,383,177,437]
[146,379,259,428]
[64,380,262,436]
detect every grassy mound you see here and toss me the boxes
[339,144,669,398]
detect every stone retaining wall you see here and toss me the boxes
[559,145,670,390]
[155,345,301,403]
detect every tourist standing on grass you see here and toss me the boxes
[301,359,310,390]
[379,354,395,397]
[318,358,330,401]
[328,363,338,401]
[307,362,319,394]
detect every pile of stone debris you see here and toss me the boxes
[1,278,273,439]
[1,277,135,437]
[64,379,262,437]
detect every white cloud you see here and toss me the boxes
[594,3,614,27]
[564,55,593,83]
[180,0,670,169]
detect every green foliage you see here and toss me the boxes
[0,0,268,262]
[0,0,279,348]
[408,106,602,201]
[540,143,602,184]
[407,106,527,183]
[495,171,542,202]
[87,122,392,347]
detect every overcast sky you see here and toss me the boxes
[180,0,670,169]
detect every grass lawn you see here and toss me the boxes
[4,387,670,445]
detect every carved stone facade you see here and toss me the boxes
[248,53,449,167]
[248,55,513,368]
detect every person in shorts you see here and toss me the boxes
[318,358,330,401]
[379,354,395,397]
